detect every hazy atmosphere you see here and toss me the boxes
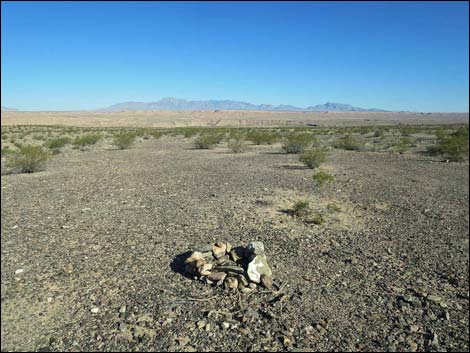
[1,1,469,112]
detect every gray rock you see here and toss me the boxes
[214,265,244,274]
[247,241,265,256]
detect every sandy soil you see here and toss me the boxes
[1,110,468,128]
[1,134,468,351]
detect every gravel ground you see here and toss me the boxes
[1,135,469,352]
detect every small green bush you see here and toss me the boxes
[437,129,469,161]
[72,134,102,148]
[299,148,328,169]
[194,134,219,149]
[336,134,361,151]
[282,133,316,154]
[306,214,325,225]
[292,200,310,217]
[113,132,136,150]
[247,131,277,145]
[227,138,246,153]
[312,171,335,185]
[45,137,71,150]
[6,145,50,173]
[327,203,341,212]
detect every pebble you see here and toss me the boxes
[221,322,230,330]
[91,307,100,313]
[14,269,24,275]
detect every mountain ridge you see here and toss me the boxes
[99,98,389,112]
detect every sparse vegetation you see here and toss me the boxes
[292,200,310,217]
[282,133,316,154]
[427,127,469,161]
[6,145,50,173]
[227,138,246,153]
[312,171,335,185]
[299,148,328,169]
[45,137,71,151]
[194,134,220,149]
[336,134,361,151]
[72,134,102,148]
[306,213,325,225]
[113,132,136,150]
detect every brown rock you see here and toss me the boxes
[260,274,273,289]
[224,277,238,290]
[207,272,227,283]
[212,243,227,259]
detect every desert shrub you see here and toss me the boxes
[1,146,13,155]
[194,134,219,149]
[247,131,277,145]
[336,134,361,151]
[113,132,136,150]
[374,130,385,138]
[72,134,102,148]
[437,129,469,161]
[299,148,328,169]
[327,203,341,212]
[306,213,325,225]
[312,171,335,185]
[282,133,316,154]
[45,137,71,150]
[6,145,50,173]
[227,138,246,153]
[292,200,310,217]
[148,131,163,139]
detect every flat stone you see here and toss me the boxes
[214,265,244,274]
[207,272,227,283]
[247,254,272,283]
[15,269,24,275]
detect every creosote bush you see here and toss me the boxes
[72,134,102,148]
[336,134,361,151]
[312,171,335,186]
[194,134,220,149]
[113,132,136,150]
[292,200,310,217]
[227,138,246,153]
[45,137,71,151]
[299,148,328,169]
[6,145,50,173]
[282,133,316,154]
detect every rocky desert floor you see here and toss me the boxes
[1,125,469,352]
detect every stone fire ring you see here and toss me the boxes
[184,241,273,291]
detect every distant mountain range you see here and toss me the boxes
[1,106,18,111]
[99,98,389,112]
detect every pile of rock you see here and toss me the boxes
[184,241,273,291]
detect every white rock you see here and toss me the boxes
[15,269,24,275]
[247,254,272,283]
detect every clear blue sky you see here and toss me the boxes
[1,1,469,112]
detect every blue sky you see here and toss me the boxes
[1,1,469,112]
